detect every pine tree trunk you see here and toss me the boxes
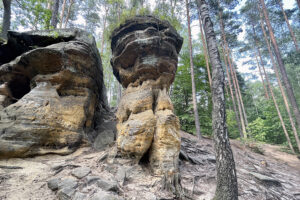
[259,14,300,152]
[101,6,109,55]
[59,0,67,28]
[260,0,300,147]
[47,0,52,9]
[254,50,269,99]
[219,10,247,137]
[197,1,238,199]
[186,0,202,138]
[276,0,299,51]
[50,0,60,28]
[229,52,249,127]
[197,9,212,88]
[64,0,74,28]
[222,45,243,138]
[1,0,11,40]
[255,48,295,153]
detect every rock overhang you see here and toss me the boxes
[110,15,183,88]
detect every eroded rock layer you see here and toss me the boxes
[111,16,183,175]
[0,29,108,158]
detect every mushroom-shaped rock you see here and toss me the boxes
[110,16,183,176]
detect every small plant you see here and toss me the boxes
[241,138,265,155]
[50,31,59,39]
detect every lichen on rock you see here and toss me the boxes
[0,29,109,158]
[110,15,183,177]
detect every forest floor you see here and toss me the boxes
[0,131,299,200]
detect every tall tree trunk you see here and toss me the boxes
[64,0,74,28]
[59,0,67,28]
[276,0,299,51]
[254,50,269,99]
[198,1,238,199]
[101,6,109,55]
[259,14,300,152]
[260,0,300,145]
[47,0,51,9]
[255,48,295,153]
[1,0,11,40]
[222,45,243,138]
[186,0,202,138]
[297,0,300,10]
[219,10,247,137]
[50,0,60,28]
[197,9,212,88]
[229,52,249,127]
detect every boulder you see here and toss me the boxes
[71,167,91,179]
[110,16,183,175]
[0,29,109,158]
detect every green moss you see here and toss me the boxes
[50,31,60,39]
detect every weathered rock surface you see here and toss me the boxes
[71,167,91,179]
[110,15,183,176]
[0,29,109,158]
[1,131,299,200]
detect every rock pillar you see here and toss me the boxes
[110,16,183,175]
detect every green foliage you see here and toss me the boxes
[13,0,52,30]
[240,138,265,155]
[171,37,212,136]
[226,110,240,139]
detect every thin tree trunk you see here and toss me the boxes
[252,25,270,100]
[197,9,212,88]
[50,0,60,28]
[260,0,300,147]
[47,0,52,9]
[229,52,249,127]
[198,1,238,199]
[1,0,11,40]
[255,50,270,99]
[276,0,299,51]
[297,0,300,10]
[59,0,67,28]
[186,0,202,138]
[64,0,74,28]
[222,45,243,138]
[250,92,259,117]
[219,10,247,137]
[255,48,295,153]
[218,5,248,128]
[259,13,300,152]
[101,6,109,55]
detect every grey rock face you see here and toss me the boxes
[58,177,78,190]
[93,130,115,150]
[85,175,101,185]
[47,178,61,191]
[91,191,120,200]
[73,192,88,200]
[57,187,76,200]
[97,179,119,192]
[71,167,91,179]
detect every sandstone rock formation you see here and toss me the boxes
[110,16,183,176]
[0,29,109,158]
